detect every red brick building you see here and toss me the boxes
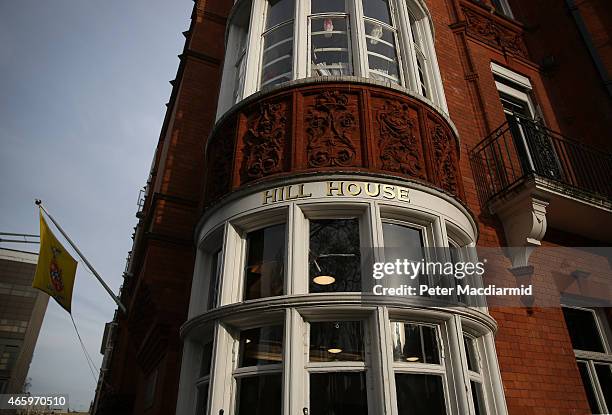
[92,0,612,414]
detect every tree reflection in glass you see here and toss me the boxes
[310,372,368,415]
[310,321,364,362]
[239,325,284,367]
[309,219,361,293]
[391,322,439,364]
[244,224,285,300]
[236,374,282,414]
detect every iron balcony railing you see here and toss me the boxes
[470,115,612,205]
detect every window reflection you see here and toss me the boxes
[395,373,447,415]
[207,249,222,310]
[200,340,214,377]
[577,361,600,413]
[311,17,353,76]
[471,380,487,415]
[391,322,439,364]
[236,374,282,414]
[239,325,284,367]
[383,223,427,287]
[562,307,605,352]
[310,321,364,362]
[244,224,285,300]
[195,383,209,415]
[266,0,294,29]
[463,336,479,373]
[595,364,612,410]
[310,372,368,415]
[309,219,361,293]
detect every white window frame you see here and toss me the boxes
[302,313,376,413]
[562,305,612,413]
[193,334,215,415]
[298,202,373,295]
[224,207,290,305]
[387,320,453,415]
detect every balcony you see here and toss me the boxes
[203,78,464,206]
[470,115,612,247]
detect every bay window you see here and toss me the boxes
[244,224,286,300]
[234,325,284,414]
[308,320,369,413]
[390,322,448,414]
[309,218,362,293]
[218,0,447,116]
[260,0,295,88]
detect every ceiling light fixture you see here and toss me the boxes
[406,356,420,362]
[327,348,343,354]
[313,275,336,285]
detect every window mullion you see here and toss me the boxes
[244,0,266,97]
[295,0,308,79]
[352,0,369,77]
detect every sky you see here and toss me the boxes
[0,0,193,410]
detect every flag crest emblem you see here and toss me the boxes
[33,213,78,312]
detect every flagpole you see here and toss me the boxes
[35,199,127,314]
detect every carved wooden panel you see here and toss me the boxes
[239,100,290,183]
[204,82,465,205]
[371,98,426,180]
[462,4,528,58]
[304,90,362,168]
[427,117,461,195]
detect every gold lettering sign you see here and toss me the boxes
[262,184,313,205]
[262,182,410,205]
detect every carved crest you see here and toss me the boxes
[462,7,528,57]
[431,124,458,193]
[242,102,287,180]
[306,91,357,167]
[377,100,425,179]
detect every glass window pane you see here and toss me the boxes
[309,219,361,292]
[395,373,447,415]
[196,383,209,415]
[471,380,487,415]
[311,0,346,14]
[208,249,222,310]
[261,24,294,87]
[577,361,600,413]
[265,0,294,29]
[595,363,612,410]
[310,321,364,362]
[245,224,285,300]
[239,325,284,367]
[311,17,353,77]
[382,223,427,285]
[390,322,440,364]
[365,22,399,82]
[310,372,368,415]
[200,340,214,377]
[236,374,282,415]
[562,307,605,352]
[464,336,479,373]
[362,0,391,24]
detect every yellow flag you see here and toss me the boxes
[33,212,78,313]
